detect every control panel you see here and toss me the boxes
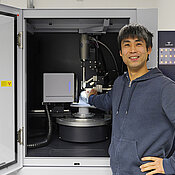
[158,31,175,81]
[159,48,175,65]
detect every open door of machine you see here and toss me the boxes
[0,4,23,175]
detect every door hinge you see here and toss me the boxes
[17,127,24,145]
[17,32,23,49]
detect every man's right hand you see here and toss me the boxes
[88,88,98,97]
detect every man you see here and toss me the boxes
[87,24,175,175]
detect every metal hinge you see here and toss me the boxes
[17,32,23,49]
[17,127,24,145]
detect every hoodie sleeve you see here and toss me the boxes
[89,90,112,112]
[162,80,175,174]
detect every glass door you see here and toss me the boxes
[0,4,22,175]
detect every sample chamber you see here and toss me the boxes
[26,19,126,158]
[0,6,158,175]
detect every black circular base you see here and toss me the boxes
[58,124,111,143]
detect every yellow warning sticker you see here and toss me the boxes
[1,81,12,87]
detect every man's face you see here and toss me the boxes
[120,37,152,72]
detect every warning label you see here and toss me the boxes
[1,81,12,87]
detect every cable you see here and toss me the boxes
[27,104,53,149]
[90,37,119,76]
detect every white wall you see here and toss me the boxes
[0,0,175,30]
[157,0,175,30]
[32,0,158,8]
[0,0,27,9]
[0,0,158,9]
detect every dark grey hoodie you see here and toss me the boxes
[89,68,175,175]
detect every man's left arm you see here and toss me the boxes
[140,81,175,174]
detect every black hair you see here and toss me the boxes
[118,23,153,51]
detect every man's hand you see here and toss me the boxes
[140,157,165,175]
[88,88,97,97]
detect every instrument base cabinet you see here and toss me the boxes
[12,167,112,175]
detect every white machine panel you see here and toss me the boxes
[15,167,112,175]
[43,73,74,103]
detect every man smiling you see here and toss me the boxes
[120,38,151,80]
[88,24,175,175]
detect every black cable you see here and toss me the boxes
[27,104,53,149]
[90,37,119,76]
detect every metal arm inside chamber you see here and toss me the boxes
[73,34,94,118]
[80,34,90,90]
